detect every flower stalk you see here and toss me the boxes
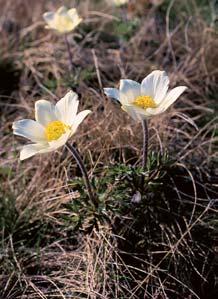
[64,34,75,73]
[141,119,148,189]
[65,142,98,208]
[141,119,148,171]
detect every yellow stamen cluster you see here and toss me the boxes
[133,95,157,109]
[45,120,69,141]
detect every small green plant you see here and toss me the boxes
[113,18,140,41]
[64,151,172,231]
[63,66,96,89]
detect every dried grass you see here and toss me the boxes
[0,0,217,298]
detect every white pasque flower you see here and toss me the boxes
[150,0,164,6]
[43,6,82,34]
[108,0,129,6]
[104,70,187,121]
[12,91,91,160]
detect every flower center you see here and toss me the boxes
[55,15,73,32]
[45,121,69,141]
[133,95,157,109]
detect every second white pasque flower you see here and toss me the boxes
[12,91,91,160]
[43,6,82,34]
[108,0,129,6]
[104,70,187,121]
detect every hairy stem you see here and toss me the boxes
[142,119,148,171]
[141,119,148,189]
[66,142,98,208]
[64,34,74,73]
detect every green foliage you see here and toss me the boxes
[0,166,12,177]
[44,76,58,92]
[64,151,172,230]
[79,67,96,82]
[113,18,140,41]
[62,66,96,89]
[76,17,140,47]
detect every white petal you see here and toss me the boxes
[124,103,157,119]
[43,7,81,34]
[72,110,91,132]
[104,88,120,102]
[13,119,46,143]
[35,100,57,126]
[57,6,68,15]
[43,12,55,25]
[144,106,165,116]
[68,8,82,28]
[20,143,50,160]
[71,17,82,28]
[68,8,77,17]
[122,105,142,122]
[160,86,187,111]
[141,70,169,104]
[48,131,71,150]
[55,91,79,126]
[68,8,82,24]
[119,79,141,105]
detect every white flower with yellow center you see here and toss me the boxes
[108,0,129,6]
[12,91,91,160]
[43,6,82,34]
[104,70,187,121]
